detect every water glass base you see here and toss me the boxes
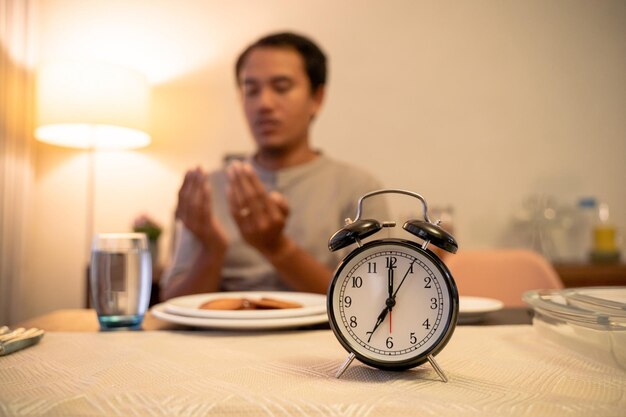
[98,314,144,331]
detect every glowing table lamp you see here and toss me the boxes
[35,61,150,149]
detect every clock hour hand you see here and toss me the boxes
[366,305,390,342]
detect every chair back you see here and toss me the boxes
[446,249,563,307]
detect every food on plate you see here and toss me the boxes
[199,298,248,310]
[250,297,303,309]
[199,297,302,310]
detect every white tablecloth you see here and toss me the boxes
[1,326,624,417]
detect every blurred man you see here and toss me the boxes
[161,32,387,300]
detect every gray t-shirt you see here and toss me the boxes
[161,154,389,292]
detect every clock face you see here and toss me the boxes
[328,239,458,370]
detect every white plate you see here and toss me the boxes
[164,291,327,320]
[458,296,504,324]
[151,303,328,330]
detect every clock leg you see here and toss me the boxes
[335,352,356,378]
[427,355,448,383]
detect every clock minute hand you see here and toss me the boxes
[387,264,394,300]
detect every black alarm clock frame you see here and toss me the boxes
[327,189,459,382]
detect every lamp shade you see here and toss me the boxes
[35,61,151,149]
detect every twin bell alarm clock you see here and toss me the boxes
[326,189,459,382]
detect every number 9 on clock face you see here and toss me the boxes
[327,239,459,371]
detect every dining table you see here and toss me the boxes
[2,307,625,417]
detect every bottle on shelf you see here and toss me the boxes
[590,202,621,263]
[570,197,597,263]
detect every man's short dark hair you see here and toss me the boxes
[235,32,327,94]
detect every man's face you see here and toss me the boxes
[238,47,323,154]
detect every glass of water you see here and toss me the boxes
[90,233,152,330]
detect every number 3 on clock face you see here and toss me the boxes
[328,239,459,371]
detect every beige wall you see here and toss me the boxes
[16,0,626,322]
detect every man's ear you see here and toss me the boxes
[310,85,325,119]
[313,85,326,106]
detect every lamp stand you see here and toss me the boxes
[85,132,96,307]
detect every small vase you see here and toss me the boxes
[148,239,159,269]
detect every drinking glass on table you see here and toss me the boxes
[90,233,152,330]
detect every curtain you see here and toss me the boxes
[0,0,35,325]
